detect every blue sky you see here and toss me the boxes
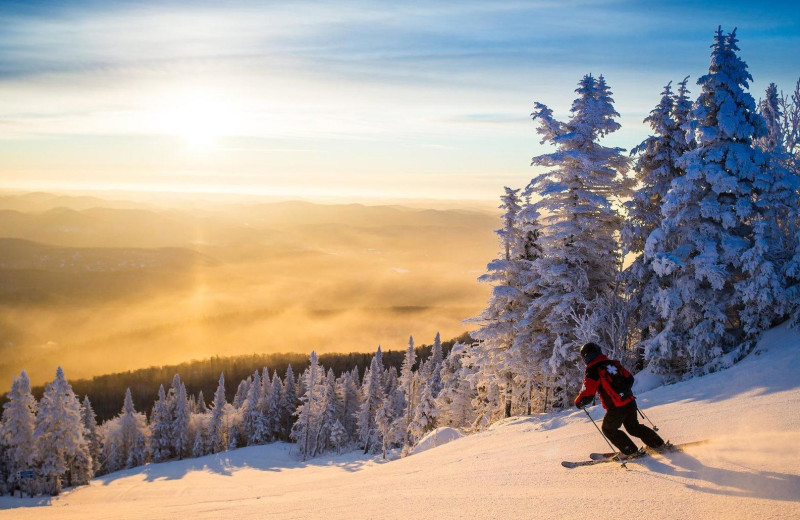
[1,0,798,200]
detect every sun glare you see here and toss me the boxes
[153,90,241,149]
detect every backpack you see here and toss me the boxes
[601,361,635,398]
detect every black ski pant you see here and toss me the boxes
[602,401,664,455]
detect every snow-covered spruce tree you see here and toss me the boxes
[1,370,37,494]
[314,369,342,457]
[427,332,444,398]
[508,194,546,414]
[398,336,417,450]
[280,365,297,440]
[374,395,397,460]
[191,422,208,458]
[149,385,172,462]
[209,373,228,454]
[102,388,149,473]
[233,379,250,409]
[172,381,191,459]
[435,344,476,429]
[467,187,531,421]
[34,367,91,495]
[525,74,632,407]
[407,371,437,446]
[337,369,360,442]
[356,348,385,454]
[80,396,102,475]
[749,82,800,332]
[196,390,208,414]
[241,370,264,445]
[624,80,695,354]
[291,352,324,460]
[265,371,284,441]
[646,28,783,375]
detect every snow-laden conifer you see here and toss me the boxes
[102,388,148,474]
[149,385,172,462]
[525,73,632,406]
[468,187,531,419]
[241,370,265,445]
[172,381,191,459]
[407,372,437,446]
[623,79,695,359]
[291,352,323,460]
[209,373,228,453]
[357,348,385,453]
[34,367,91,494]
[646,28,784,374]
[80,396,102,474]
[435,345,476,429]
[1,370,37,492]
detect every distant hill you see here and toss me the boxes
[0,191,497,389]
[0,238,219,272]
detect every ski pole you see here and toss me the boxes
[637,407,658,431]
[583,408,627,468]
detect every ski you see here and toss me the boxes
[561,447,646,469]
[589,439,710,461]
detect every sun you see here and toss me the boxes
[154,90,240,149]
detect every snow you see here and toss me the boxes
[409,427,464,455]
[3,323,800,519]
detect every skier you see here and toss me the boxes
[574,342,666,459]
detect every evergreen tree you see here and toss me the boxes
[241,370,265,445]
[291,352,323,460]
[0,370,37,493]
[34,367,91,495]
[127,431,147,468]
[103,388,148,474]
[315,369,341,457]
[281,365,297,440]
[266,371,284,440]
[435,345,476,429]
[398,336,417,448]
[407,373,437,446]
[233,379,250,409]
[209,373,228,453]
[196,391,208,414]
[80,396,102,475]
[374,396,397,460]
[428,332,444,398]
[624,79,694,363]
[468,187,531,419]
[525,73,632,406]
[357,348,385,453]
[646,28,782,374]
[338,370,360,441]
[172,382,191,460]
[149,385,172,462]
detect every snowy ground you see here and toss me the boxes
[3,324,799,519]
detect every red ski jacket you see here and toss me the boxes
[574,354,635,410]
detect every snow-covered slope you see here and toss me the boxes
[4,324,800,519]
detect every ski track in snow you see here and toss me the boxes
[2,324,799,519]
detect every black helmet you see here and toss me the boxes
[580,342,602,363]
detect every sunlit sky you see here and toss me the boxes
[1,0,799,201]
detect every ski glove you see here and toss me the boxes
[575,396,593,409]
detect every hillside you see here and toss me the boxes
[4,324,798,519]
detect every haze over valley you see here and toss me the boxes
[0,191,497,388]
